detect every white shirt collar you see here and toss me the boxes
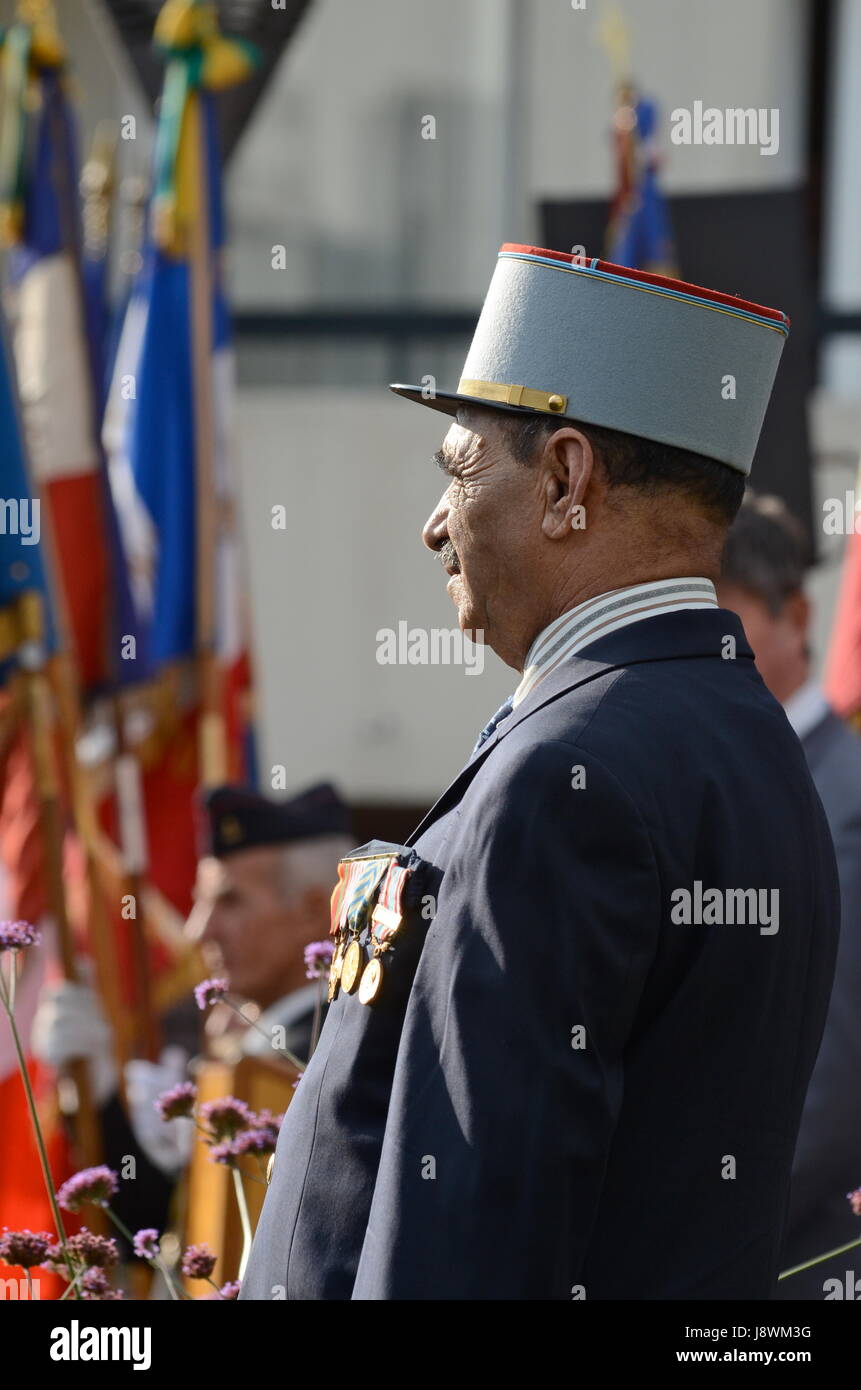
[513,576,718,707]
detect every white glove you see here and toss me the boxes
[125,1046,194,1178]
[31,979,118,1106]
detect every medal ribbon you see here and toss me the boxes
[342,856,394,935]
[371,864,410,947]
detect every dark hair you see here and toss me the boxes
[500,412,745,525]
[720,491,810,614]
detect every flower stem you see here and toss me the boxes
[103,1206,186,1300]
[222,997,305,1069]
[59,1265,85,1300]
[231,1165,253,1282]
[778,1234,861,1280]
[0,957,79,1295]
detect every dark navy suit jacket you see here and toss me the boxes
[778,709,861,1299]
[241,608,839,1300]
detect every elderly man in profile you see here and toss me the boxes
[243,245,839,1302]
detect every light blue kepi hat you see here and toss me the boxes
[390,243,790,475]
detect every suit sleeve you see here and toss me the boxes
[787,798,861,1236]
[351,739,660,1299]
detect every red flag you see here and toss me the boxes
[824,500,861,720]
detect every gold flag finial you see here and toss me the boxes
[12,0,65,68]
[594,1,632,84]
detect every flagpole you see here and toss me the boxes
[187,89,227,789]
[17,593,102,1169]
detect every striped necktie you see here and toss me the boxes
[471,695,515,756]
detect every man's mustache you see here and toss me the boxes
[439,541,460,574]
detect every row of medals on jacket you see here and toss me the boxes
[328,859,408,1007]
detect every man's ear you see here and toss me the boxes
[540,428,595,540]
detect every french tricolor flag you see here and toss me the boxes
[3,66,116,692]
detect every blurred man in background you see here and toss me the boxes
[719,493,861,1299]
[187,782,354,1062]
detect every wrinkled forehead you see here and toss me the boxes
[440,412,495,464]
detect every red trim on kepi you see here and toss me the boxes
[498,243,789,328]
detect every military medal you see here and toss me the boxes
[357,863,411,1006]
[358,955,383,1005]
[340,938,365,993]
[327,940,344,1002]
[330,854,399,1000]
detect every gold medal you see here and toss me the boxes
[358,955,383,1005]
[327,941,344,1002]
[340,938,364,993]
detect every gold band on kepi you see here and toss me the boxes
[457,379,568,414]
[389,243,790,476]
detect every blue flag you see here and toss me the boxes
[0,312,55,678]
[607,97,676,274]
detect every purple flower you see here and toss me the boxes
[0,920,41,952]
[208,1138,240,1165]
[225,1128,278,1160]
[65,1229,119,1269]
[195,977,228,1010]
[155,1081,197,1121]
[132,1228,160,1260]
[848,1187,861,1216]
[304,940,334,980]
[43,1242,69,1276]
[56,1166,119,1213]
[0,1228,53,1269]
[80,1267,120,1299]
[201,1279,241,1300]
[199,1096,252,1141]
[250,1108,283,1145]
[181,1242,217,1280]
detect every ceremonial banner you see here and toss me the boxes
[0,24,118,691]
[824,464,861,723]
[103,7,254,775]
[0,311,74,1298]
[606,89,677,276]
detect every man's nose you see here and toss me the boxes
[422,493,449,552]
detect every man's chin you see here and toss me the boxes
[446,578,486,643]
[455,616,487,648]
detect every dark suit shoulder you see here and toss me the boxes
[804,711,861,832]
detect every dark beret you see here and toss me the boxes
[197,782,352,860]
